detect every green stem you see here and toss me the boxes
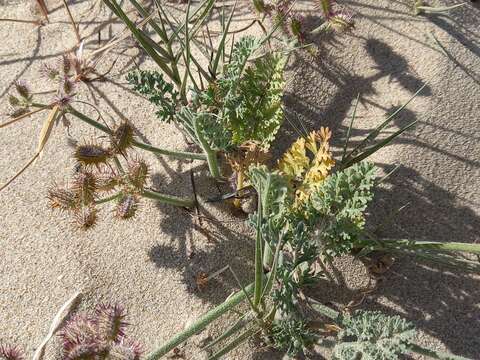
[409,344,471,360]
[253,194,263,307]
[145,282,255,360]
[142,189,195,208]
[63,106,207,161]
[372,239,480,254]
[95,193,121,204]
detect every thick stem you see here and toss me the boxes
[192,116,222,179]
[142,189,195,208]
[372,239,480,255]
[145,282,254,360]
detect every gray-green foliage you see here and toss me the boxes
[333,310,416,360]
[310,161,377,257]
[126,70,179,122]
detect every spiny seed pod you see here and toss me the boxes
[71,171,97,204]
[94,303,128,342]
[47,187,78,211]
[73,205,98,230]
[108,339,142,360]
[74,143,111,167]
[115,194,139,220]
[54,93,73,109]
[0,345,24,360]
[110,122,134,153]
[60,315,98,352]
[64,342,104,360]
[126,159,149,190]
[97,169,119,193]
[14,81,30,99]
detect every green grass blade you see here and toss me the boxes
[208,326,261,360]
[341,120,417,169]
[203,312,251,350]
[342,93,360,162]
[210,0,237,77]
[345,83,427,161]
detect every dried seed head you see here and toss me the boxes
[73,205,98,230]
[71,171,97,204]
[94,303,128,342]
[126,159,149,190]
[74,143,111,167]
[108,339,142,360]
[40,62,60,81]
[0,345,24,360]
[47,186,78,211]
[115,193,139,220]
[110,122,134,153]
[14,81,30,99]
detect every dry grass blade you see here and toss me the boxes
[62,0,81,44]
[32,291,82,360]
[0,107,47,128]
[0,105,59,191]
[0,152,40,191]
[37,105,60,158]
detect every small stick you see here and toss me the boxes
[62,0,81,44]
[0,107,47,128]
[35,0,49,23]
[32,291,81,360]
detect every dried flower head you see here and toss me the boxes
[94,303,128,342]
[54,92,74,110]
[62,76,76,95]
[74,143,111,167]
[115,193,140,219]
[47,186,78,211]
[110,122,134,153]
[0,345,24,360]
[73,205,98,230]
[14,81,30,99]
[108,339,142,360]
[71,171,97,204]
[126,159,149,190]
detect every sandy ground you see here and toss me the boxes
[0,0,479,359]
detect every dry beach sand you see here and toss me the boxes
[0,0,479,359]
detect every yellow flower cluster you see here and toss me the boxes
[278,127,335,205]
